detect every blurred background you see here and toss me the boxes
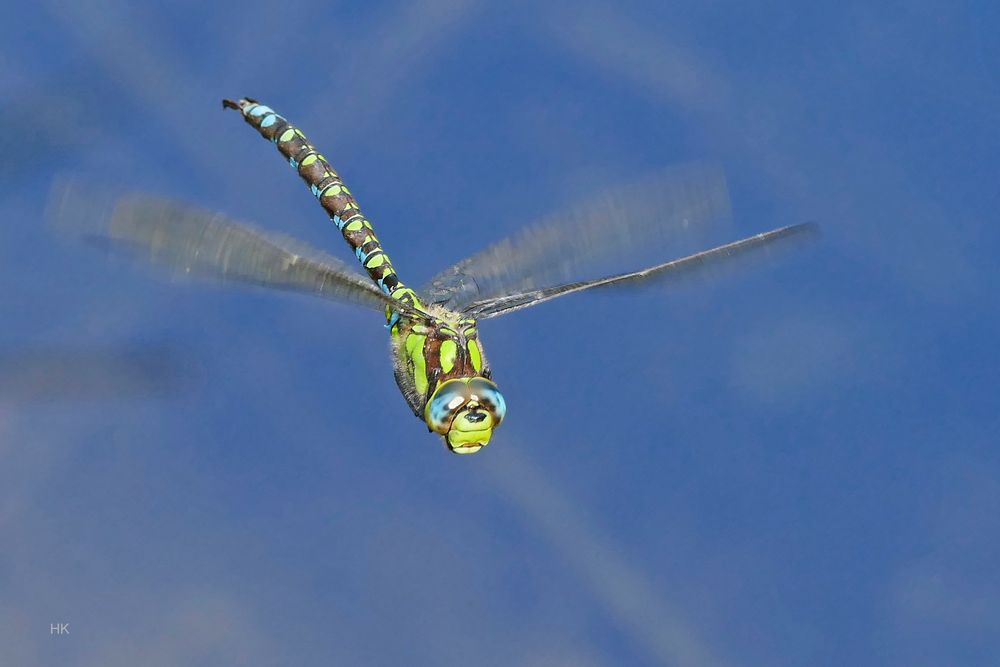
[2,1,999,665]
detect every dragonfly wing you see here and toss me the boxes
[49,179,427,319]
[463,223,819,319]
[423,162,732,311]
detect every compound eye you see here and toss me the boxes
[469,378,506,426]
[425,379,471,434]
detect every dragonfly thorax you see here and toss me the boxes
[389,307,503,453]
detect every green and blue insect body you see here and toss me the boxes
[61,99,815,455]
[224,98,506,453]
[389,309,503,454]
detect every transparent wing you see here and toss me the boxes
[423,162,732,311]
[463,223,819,319]
[48,178,427,319]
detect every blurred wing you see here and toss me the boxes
[463,223,819,319]
[48,178,427,319]
[423,162,732,311]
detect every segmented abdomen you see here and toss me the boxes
[223,98,421,312]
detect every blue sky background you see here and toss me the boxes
[2,1,999,665]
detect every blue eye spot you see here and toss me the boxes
[426,380,470,433]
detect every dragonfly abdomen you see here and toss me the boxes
[223,97,422,313]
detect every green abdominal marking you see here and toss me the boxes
[224,97,417,315]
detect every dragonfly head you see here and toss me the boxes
[424,377,506,454]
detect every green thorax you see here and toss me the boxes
[390,305,489,416]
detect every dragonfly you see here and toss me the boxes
[51,97,817,454]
